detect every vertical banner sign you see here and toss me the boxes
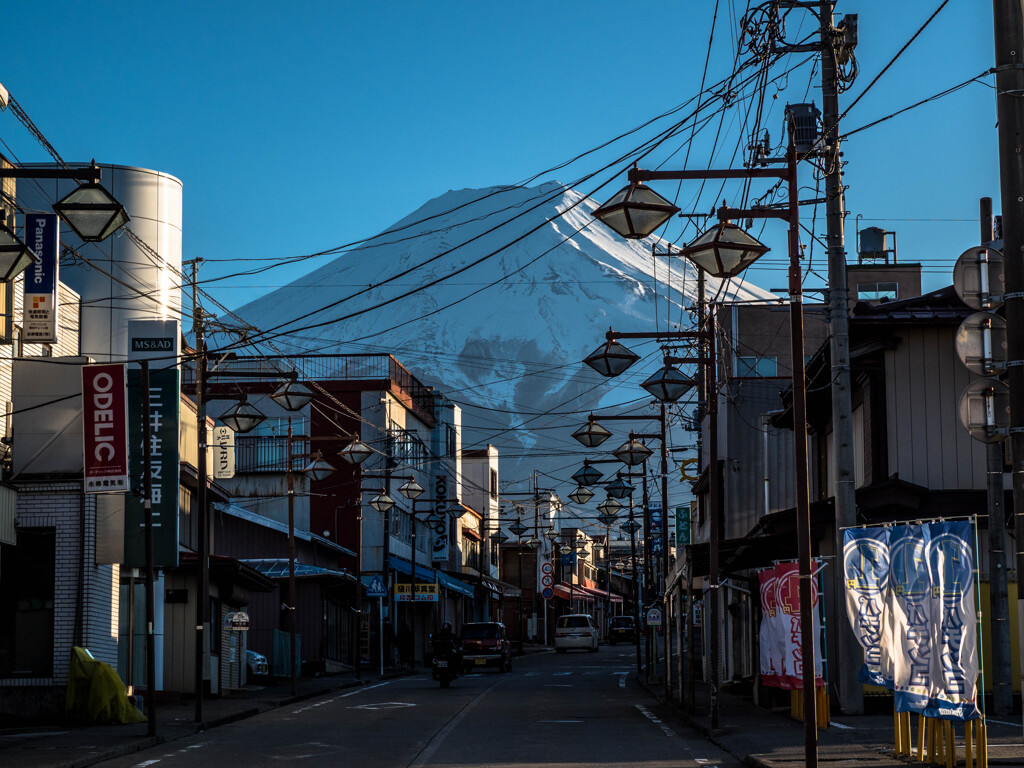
[81,364,129,493]
[650,504,663,554]
[211,425,235,480]
[23,213,59,344]
[675,504,691,546]
[757,561,824,690]
[124,368,180,567]
[431,473,449,563]
[842,522,980,721]
[889,524,933,714]
[926,520,979,720]
[842,526,892,687]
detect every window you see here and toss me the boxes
[735,356,778,377]
[489,469,498,499]
[446,425,457,458]
[234,417,308,473]
[389,428,426,466]
[856,282,898,301]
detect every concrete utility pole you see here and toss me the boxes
[990,0,1024,731]
[819,0,863,716]
[980,197,1012,715]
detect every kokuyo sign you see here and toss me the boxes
[82,364,128,493]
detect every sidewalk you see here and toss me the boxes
[0,667,412,768]
[643,677,1024,767]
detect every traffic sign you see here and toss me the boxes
[365,574,388,598]
[645,606,663,627]
[541,574,553,587]
[541,587,554,600]
[541,561,553,574]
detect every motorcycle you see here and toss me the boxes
[431,636,461,688]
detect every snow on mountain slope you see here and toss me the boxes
[232,181,778,490]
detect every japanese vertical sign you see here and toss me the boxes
[23,213,58,343]
[431,473,449,563]
[82,364,129,493]
[757,560,824,689]
[675,504,691,546]
[843,522,979,721]
[124,368,179,567]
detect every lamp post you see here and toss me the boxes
[337,438,372,677]
[594,119,816,763]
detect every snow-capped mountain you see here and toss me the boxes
[231,181,776,494]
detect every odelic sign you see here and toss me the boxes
[82,364,128,493]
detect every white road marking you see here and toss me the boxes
[617,673,627,688]
[553,671,572,676]
[540,719,583,723]
[828,721,855,730]
[986,718,1020,727]
[290,682,389,714]
[543,684,574,688]
[349,701,417,710]
[135,761,161,767]
[636,704,687,745]
[409,680,502,767]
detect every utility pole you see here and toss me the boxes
[981,197,1012,714]
[819,0,862,716]
[190,259,208,724]
[286,418,298,696]
[991,0,1024,734]
[141,361,157,737]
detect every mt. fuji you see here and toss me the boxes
[232,181,776,491]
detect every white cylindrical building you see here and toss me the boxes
[17,163,183,362]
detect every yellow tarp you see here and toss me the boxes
[65,646,146,724]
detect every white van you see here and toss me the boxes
[554,614,599,653]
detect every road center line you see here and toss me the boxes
[409,680,502,767]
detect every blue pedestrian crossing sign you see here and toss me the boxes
[366,574,388,598]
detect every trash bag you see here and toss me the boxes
[65,646,146,724]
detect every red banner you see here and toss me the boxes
[82,363,128,493]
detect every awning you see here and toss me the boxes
[576,584,623,603]
[241,558,356,583]
[552,583,594,602]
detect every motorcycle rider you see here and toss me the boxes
[433,622,462,668]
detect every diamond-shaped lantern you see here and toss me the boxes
[52,181,129,242]
[302,454,335,481]
[572,419,612,447]
[593,180,681,239]
[397,479,424,499]
[583,338,640,377]
[509,519,528,537]
[0,221,35,281]
[568,485,594,505]
[338,440,373,465]
[490,530,509,544]
[604,476,634,499]
[572,462,603,487]
[613,438,653,467]
[680,220,770,278]
[621,519,642,535]
[641,365,696,403]
[270,379,314,411]
[218,394,265,434]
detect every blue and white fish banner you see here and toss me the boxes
[843,526,893,688]
[843,522,979,721]
[926,521,979,721]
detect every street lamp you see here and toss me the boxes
[641,362,695,403]
[398,479,425,500]
[568,485,593,505]
[217,394,266,434]
[368,492,395,513]
[572,419,613,447]
[583,338,641,377]
[571,462,604,487]
[613,437,653,467]
[591,177,681,239]
[0,221,36,281]
[338,439,373,465]
[597,497,623,516]
[270,380,315,411]
[604,476,634,500]
[51,181,130,242]
[679,220,770,278]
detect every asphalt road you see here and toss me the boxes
[96,648,742,768]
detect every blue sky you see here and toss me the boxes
[0,1,1000,308]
